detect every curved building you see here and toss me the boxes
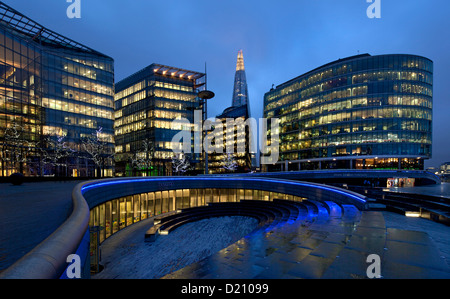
[263,54,433,171]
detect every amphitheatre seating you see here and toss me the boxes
[160,206,272,235]
[144,199,360,242]
[323,201,343,217]
[307,200,330,220]
[145,202,276,242]
[301,201,319,220]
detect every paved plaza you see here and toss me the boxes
[1,180,449,279]
[0,181,82,272]
[96,205,450,279]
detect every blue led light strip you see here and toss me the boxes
[81,177,366,203]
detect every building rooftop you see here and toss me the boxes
[0,1,111,59]
[115,63,205,91]
[216,104,249,119]
[275,54,371,89]
[273,53,432,90]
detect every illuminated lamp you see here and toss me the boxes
[405,211,421,217]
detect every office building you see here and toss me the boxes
[208,103,252,174]
[0,2,115,177]
[263,54,433,171]
[231,50,249,108]
[114,64,205,176]
[209,51,253,174]
[440,162,450,174]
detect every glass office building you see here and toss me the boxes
[263,54,433,171]
[440,162,450,174]
[208,104,252,174]
[114,64,205,176]
[232,50,250,107]
[0,2,114,177]
[209,51,253,174]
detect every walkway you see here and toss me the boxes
[0,181,81,272]
[163,210,449,279]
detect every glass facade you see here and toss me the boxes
[209,104,252,174]
[89,187,307,244]
[232,50,249,107]
[263,54,433,171]
[209,50,253,174]
[114,64,205,176]
[440,162,450,174]
[0,2,114,177]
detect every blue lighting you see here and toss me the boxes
[80,177,367,204]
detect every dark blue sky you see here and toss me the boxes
[5,0,449,168]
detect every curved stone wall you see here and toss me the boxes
[0,182,90,279]
[81,177,368,210]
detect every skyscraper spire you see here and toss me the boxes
[232,50,249,108]
[236,50,245,71]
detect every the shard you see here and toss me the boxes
[231,50,250,108]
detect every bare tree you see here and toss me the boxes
[81,126,113,178]
[222,153,238,172]
[40,135,75,177]
[172,152,191,175]
[1,123,33,175]
[131,139,155,176]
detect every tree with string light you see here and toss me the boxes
[222,153,238,173]
[131,139,155,176]
[1,123,33,176]
[81,126,114,178]
[40,135,75,177]
[172,152,191,176]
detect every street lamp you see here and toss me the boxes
[198,90,215,175]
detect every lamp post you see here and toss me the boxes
[198,90,214,175]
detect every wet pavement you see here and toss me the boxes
[162,208,450,279]
[96,197,450,279]
[1,180,449,279]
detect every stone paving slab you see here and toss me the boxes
[322,248,372,279]
[384,236,447,272]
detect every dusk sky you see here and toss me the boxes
[5,0,450,168]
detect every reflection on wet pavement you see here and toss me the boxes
[163,202,450,279]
